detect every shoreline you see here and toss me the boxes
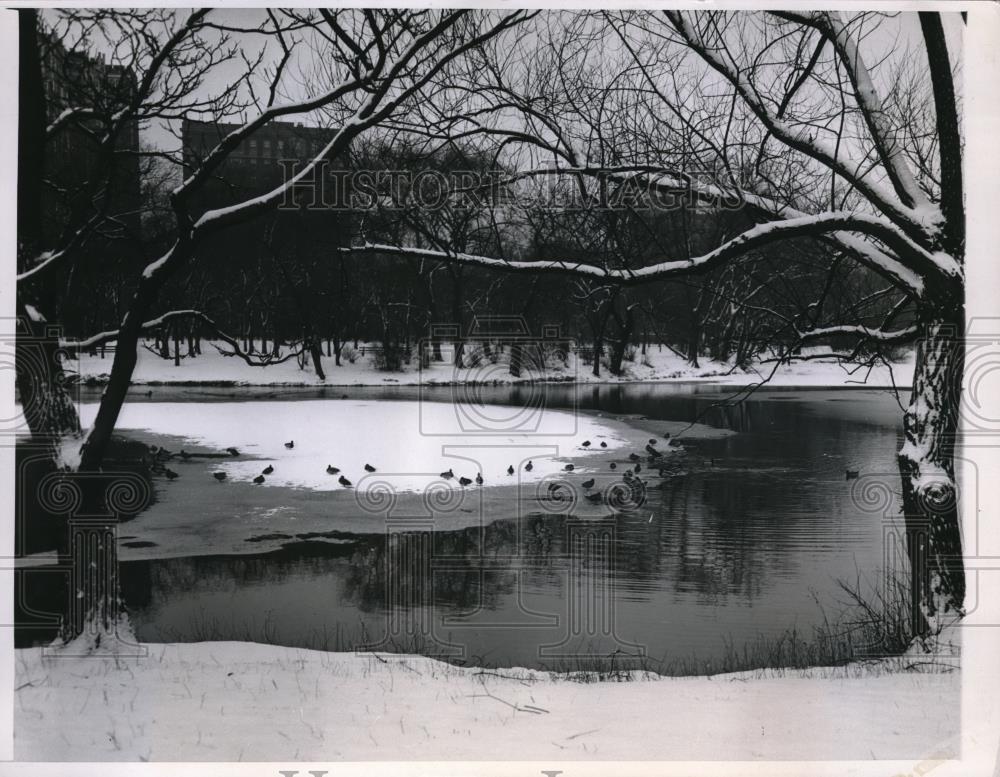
[75,376,913,390]
[67,343,917,392]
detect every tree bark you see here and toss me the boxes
[509,341,523,377]
[897,314,965,636]
[309,337,326,380]
[16,308,82,455]
[609,304,636,376]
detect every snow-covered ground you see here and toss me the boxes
[69,341,917,389]
[14,636,959,762]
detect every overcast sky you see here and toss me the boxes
[44,9,964,159]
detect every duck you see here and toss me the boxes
[564,464,575,472]
[364,464,376,473]
[227,447,240,457]
[610,462,617,470]
[599,441,607,448]
[645,444,662,458]
[263,465,274,475]
[628,453,640,462]
[845,469,859,480]
[507,465,515,476]
[253,475,265,485]
[165,468,179,480]
[634,463,642,473]
[459,476,473,487]
[475,473,483,486]
[326,465,339,475]
[581,440,591,448]
[581,478,595,489]
[213,471,226,482]
[440,468,454,480]
[648,439,657,446]
[284,440,295,449]
[338,475,352,487]
[663,433,671,440]
[525,461,533,472]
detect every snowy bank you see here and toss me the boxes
[69,341,917,389]
[14,639,958,762]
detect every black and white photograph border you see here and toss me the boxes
[1,1,999,775]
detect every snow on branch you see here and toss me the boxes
[773,11,935,216]
[60,309,302,367]
[60,310,208,353]
[190,11,532,236]
[478,165,947,294]
[665,11,942,249]
[794,323,919,344]
[45,107,103,139]
[343,210,949,293]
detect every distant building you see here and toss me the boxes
[38,30,142,234]
[181,119,347,213]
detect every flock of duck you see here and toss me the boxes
[147,434,683,500]
[148,434,861,492]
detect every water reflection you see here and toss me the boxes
[104,386,909,670]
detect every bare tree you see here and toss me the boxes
[18,8,534,636]
[342,10,965,633]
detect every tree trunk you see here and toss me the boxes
[509,341,523,377]
[309,336,326,380]
[158,328,169,359]
[609,338,627,376]
[15,307,82,458]
[897,315,965,636]
[686,332,700,368]
[451,287,464,368]
[609,305,635,377]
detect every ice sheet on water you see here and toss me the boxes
[79,399,626,493]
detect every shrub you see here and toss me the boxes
[464,345,485,368]
[372,342,404,371]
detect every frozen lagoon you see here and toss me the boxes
[80,397,632,493]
